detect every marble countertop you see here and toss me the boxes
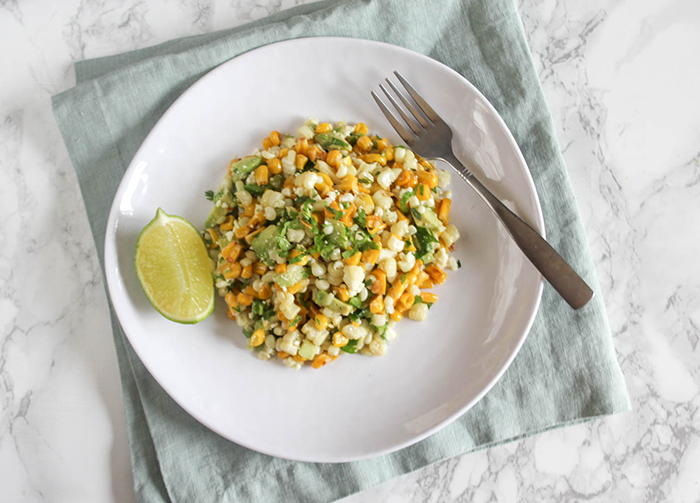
[1,0,698,501]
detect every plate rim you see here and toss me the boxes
[104,36,544,463]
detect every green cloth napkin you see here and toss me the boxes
[52,0,630,501]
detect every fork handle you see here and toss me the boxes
[441,155,594,310]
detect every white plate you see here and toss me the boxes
[104,37,544,463]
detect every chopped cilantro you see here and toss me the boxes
[400,190,413,214]
[457,259,462,269]
[349,307,369,323]
[413,227,438,261]
[342,248,359,259]
[370,322,388,340]
[411,207,423,221]
[251,299,266,316]
[358,177,372,185]
[354,207,367,228]
[204,189,215,201]
[413,296,433,308]
[341,202,351,209]
[341,339,359,354]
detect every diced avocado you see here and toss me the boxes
[313,290,354,316]
[413,226,438,262]
[326,219,349,248]
[230,156,263,182]
[314,290,334,307]
[314,133,350,151]
[298,339,317,360]
[274,264,309,288]
[205,190,236,228]
[251,225,279,266]
[411,207,443,233]
[217,235,230,249]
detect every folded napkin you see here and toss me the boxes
[52,0,630,501]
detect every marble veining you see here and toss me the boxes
[1,0,698,501]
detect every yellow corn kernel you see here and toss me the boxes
[356,135,373,151]
[398,291,415,311]
[237,292,254,306]
[262,137,273,150]
[416,168,438,188]
[241,203,255,218]
[277,351,290,359]
[415,183,431,201]
[269,130,281,146]
[376,138,388,150]
[221,241,242,262]
[241,263,253,279]
[424,264,447,284]
[278,148,289,159]
[306,144,324,162]
[317,172,334,187]
[316,122,331,133]
[226,308,236,321]
[250,329,265,347]
[337,174,358,192]
[257,283,272,300]
[334,286,350,302]
[234,225,250,239]
[389,310,403,322]
[325,149,342,168]
[223,262,242,280]
[353,123,368,135]
[361,248,380,266]
[437,198,451,224]
[254,164,268,185]
[420,292,439,304]
[344,251,362,266]
[312,314,328,331]
[289,249,309,266]
[293,354,307,363]
[340,203,356,227]
[385,147,395,161]
[248,212,266,228]
[283,175,296,189]
[295,154,309,170]
[333,332,349,348]
[224,292,238,309]
[312,352,333,369]
[361,153,387,166]
[205,228,220,249]
[395,169,417,188]
[370,269,387,295]
[275,263,287,273]
[369,295,384,314]
[295,138,309,155]
[219,215,234,232]
[287,279,309,295]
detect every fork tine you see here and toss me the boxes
[394,71,440,122]
[371,91,415,145]
[386,79,429,128]
[379,84,422,136]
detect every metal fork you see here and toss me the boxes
[372,71,594,310]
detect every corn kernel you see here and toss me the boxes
[258,283,272,300]
[420,292,439,303]
[223,262,242,280]
[250,329,265,347]
[312,314,328,331]
[424,265,447,284]
[333,332,349,347]
[376,138,388,150]
[369,295,384,314]
[415,183,431,201]
[389,310,403,322]
[277,351,290,359]
[325,150,342,168]
[295,154,308,170]
[275,263,287,273]
[362,247,380,265]
[262,137,273,150]
[278,148,289,159]
[269,130,281,146]
[241,263,253,279]
[398,291,415,311]
[344,251,362,266]
[334,286,350,302]
[354,123,368,135]
[234,225,250,239]
[370,269,387,295]
[312,352,332,369]
[295,138,309,155]
[224,291,238,309]
[222,241,242,262]
[337,174,358,192]
[416,168,438,188]
[237,292,254,306]
[361,153,387,166]
[254,164,268,185]
[316,122,331,133]
[356,135,373,151]
[437,198,451,224]
[394,170,417,188]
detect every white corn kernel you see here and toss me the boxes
[408,302,429,321]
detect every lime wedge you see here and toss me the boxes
[134,208,214,324]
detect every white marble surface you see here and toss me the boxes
[1,0,698,501]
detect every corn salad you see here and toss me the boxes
[203,119,461,369]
